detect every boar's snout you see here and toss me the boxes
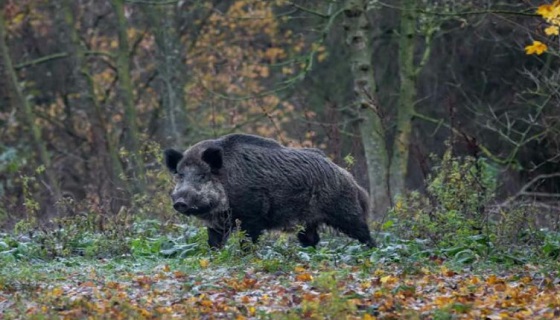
[172,194,212,216]
[172,198,189,213]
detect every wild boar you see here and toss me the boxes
[164,133,375,248]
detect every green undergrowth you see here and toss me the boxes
[2,215,559,319]
[1,215,559,275]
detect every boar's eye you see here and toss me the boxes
[175,173,185,181]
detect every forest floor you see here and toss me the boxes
[1,226,560,319]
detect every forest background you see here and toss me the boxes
[0,0,559,241]
[3,1,560,318]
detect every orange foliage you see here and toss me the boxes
[185,0,302,140]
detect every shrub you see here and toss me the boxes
[390,149,497,248]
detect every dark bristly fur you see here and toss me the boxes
[164,133,375,249]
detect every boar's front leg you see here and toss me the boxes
[207,227,228,249]
[297,224,320,247]
[237,225,262,251]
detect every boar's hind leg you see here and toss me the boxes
[207,227,229,249]
[297,224,320,247]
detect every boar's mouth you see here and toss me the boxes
[175,204,213,216]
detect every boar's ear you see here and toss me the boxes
[164,149,183,173]
[201,146,223,172]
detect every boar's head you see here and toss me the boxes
[163,144,228,218]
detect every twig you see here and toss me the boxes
[499,173,560,207]
[125,0,179,5]
[289,2,330,19]
[15,51,113,70]
[378,2,537,17]
[14,52,69,69]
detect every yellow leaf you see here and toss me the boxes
[294,266,306,273]
[486,274,500,285]
[520,276,532,284]
[199,299,213,308]
[259,66,270,78]
[545,25,559,36]
[138,308,151,318]
[435,296,452,307]
[199,259,209,268]
[282,67,294,75]
[12,13,25,25]
[395,199,403,210]
[295,273,313,282]
[537,4,554,18]
[363,314,376,320]
[525,41,547,55]
[380,275,397,285]
[51,287,63,297]
[248,306,256,316]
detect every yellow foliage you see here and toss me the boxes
[51,287,64,297]
[537,4,554,17]
[537,2,560,20]
[532,2,560,54]
[545,25,559,35]
[525,40,547,55]
[199,259,210,268]
[295,273,313,282]
[294,265,307,273]
[11,13,25,25]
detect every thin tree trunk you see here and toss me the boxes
[389,0,416,198]
[61,0,128,195]
[144,5,187,145]
[0,9,62,200]
[343,0,390,217]
[110,0,146,191]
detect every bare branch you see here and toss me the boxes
[500,173,560,207]
[125,0,179,5]
[14,51,113,70]
[378,2,537,17]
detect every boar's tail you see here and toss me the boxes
[357,186,371,221]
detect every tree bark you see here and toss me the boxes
[389,0,417,198]
[144,4,187,146]
[0,8,62,200]
[343,0,390,217]
[61,0,128,195]
[110,0,146,191]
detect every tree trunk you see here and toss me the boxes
[61,0,128,196]
[343,0,390,217]
[389,0,417,198]
[144,5,187,146]
[110,0,146,191]
[0,9,62,200]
